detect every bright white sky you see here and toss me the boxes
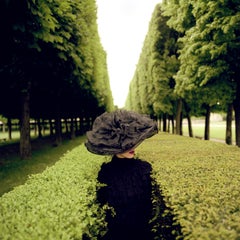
[96,0,161,108]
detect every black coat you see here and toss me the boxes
[97,155,153,240]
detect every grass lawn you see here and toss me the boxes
[182,121,236,141]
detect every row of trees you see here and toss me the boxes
[125,1,240,146]
[0,0,114,158]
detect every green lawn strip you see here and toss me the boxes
[0,145,108,240]
[182,121,236,141]
[138,132,240,240]
[0,136,86,196]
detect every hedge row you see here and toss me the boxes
[0,145,108,240]
[1,133,240,239]
[138,133,240,240]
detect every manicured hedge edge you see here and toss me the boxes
[138,132,240,240]
[1,133,240,240]
[0,145,108,240]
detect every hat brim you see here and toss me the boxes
[85,110,158,155]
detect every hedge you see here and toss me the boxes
[1,133,240,240]
[138,132,240,240]
[0,145,108,240]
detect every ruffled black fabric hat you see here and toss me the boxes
[85,109,158,155]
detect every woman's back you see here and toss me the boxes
[97,156,153,240]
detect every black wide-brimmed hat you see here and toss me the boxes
[85,109,158,155]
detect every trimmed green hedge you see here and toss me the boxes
[138,133,240,240]
[0,145,108,240]
[1,133,240,239]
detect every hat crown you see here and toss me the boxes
[85,110,158,155]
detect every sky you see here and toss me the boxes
[96,0,161,108]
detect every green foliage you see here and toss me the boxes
[127,0,239,140]
[1,134,240,239]
[0,136,87,196]
[162,0,195,33]
[162,0,238,110]
[0,145,108,239]
[0,0,113,121]
[125,4,180,117]
[138,133,240,240]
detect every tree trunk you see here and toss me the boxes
[183,101,193,137]
[234,80,240,147]
[225,103,233,145]
[167,118,170,133]
[42,119,46,135]
[37,118,43,138]
[204,105,211,140]
[187,114,193,137]
[20,89,31,159]
[170,115,174,134]
[7,118,12,140]
[49,119,54,136]
[65,119,69,134]
[157,117,161,131]
[175,98,182,135]
[79,117,84,134]
[53,115,62,146]
[33,119,37,136]
[162,114,167,132]
[70,118,75,139]
[180,114,183,135]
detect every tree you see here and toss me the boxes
[0,0,113,158]
[126,4,180,133]
[162,0,239,144]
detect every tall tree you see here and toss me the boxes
[126,4,180,132]
[0,0,113,158]
[162,0,239,144]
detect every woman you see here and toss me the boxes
[85,109,158,240]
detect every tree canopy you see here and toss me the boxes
[126,1,240,145]
[0,0,114,158]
